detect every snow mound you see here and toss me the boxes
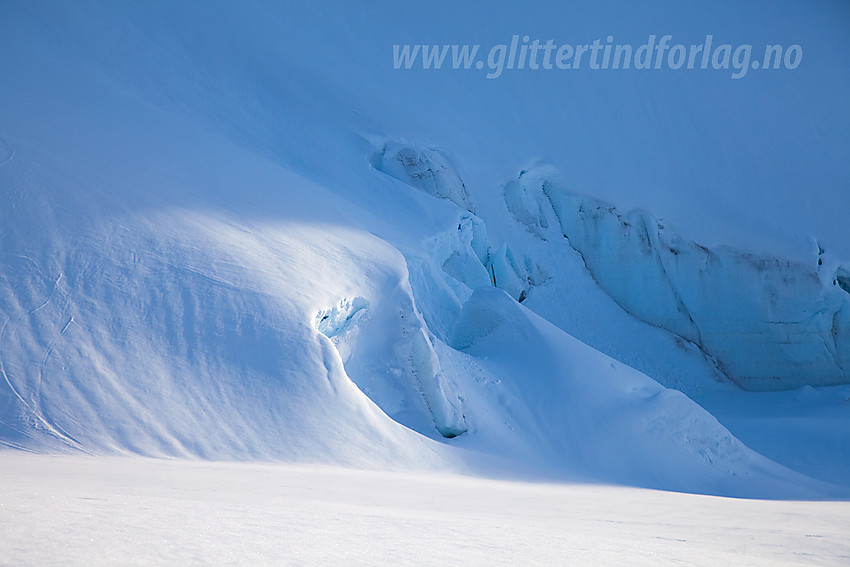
[451,287,822,496]
[0,183,452,468]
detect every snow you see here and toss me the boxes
[448,287,842,497]
[1,1,850,561]
[2,454,849,566]
[698,385,850,488]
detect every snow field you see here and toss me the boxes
[1,454,849,566]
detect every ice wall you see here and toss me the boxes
[503,167,850,390]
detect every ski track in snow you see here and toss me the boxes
[0,266,89,454]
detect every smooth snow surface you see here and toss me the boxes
[1,0,849,510]
[2,455,850,566]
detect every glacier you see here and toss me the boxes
[0,0,849,507]
[497,166,850,390]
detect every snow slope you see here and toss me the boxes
[1,0,849,498]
